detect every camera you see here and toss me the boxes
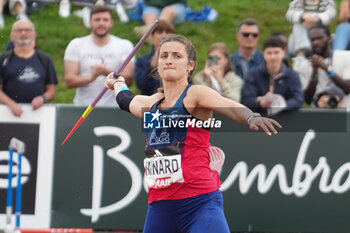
[327,96,339,109]
[208,56,218,67]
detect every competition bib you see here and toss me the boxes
[144,149,184,189]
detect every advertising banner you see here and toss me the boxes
[52,106,350,233]
[211,113,350,233]
[0,104,56,229]
[53,106,147,230]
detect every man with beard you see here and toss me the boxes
[64,5,134,106]
[293,24,350,106]
[0,20,58,117]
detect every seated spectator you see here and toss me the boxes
[315,86,345,108]
[241,36,304,115]
[135,20,173,95]
[133,0,186,37]
[293,24,350,106]
[0,20,58,117]
[286,0,336,57]
[193,42,243,102]
[59,0,106,19]
[230,18,264,79]
[0,0,29,28]
[59,0,135,25]
[333,0,350,50]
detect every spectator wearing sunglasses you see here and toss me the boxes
[230,18,264,79]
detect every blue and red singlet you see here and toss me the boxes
[144,84,222,203]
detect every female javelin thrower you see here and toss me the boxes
[105,34,282,233]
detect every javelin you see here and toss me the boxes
[61,20,159,145]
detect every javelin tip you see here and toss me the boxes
[61,117,85,146]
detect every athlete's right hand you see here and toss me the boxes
[105,72,115,90]
[105,72,126,91]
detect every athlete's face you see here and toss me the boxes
[11,20,36,47]
[157,41,195,81]
[90,11,113,38]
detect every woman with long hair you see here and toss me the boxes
[105,34,281,233]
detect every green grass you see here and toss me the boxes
[0,0,342,103]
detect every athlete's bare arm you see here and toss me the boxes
[185,85,282,135]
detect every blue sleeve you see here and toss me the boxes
[135,54,161,95]
[241,70,261,111]
[135,56,151,92]
[230,52,243,79]
[285,70,304,110]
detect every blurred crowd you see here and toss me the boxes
[1,0,350,118]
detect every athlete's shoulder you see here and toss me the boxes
[148,92,164,106]
[188,84,214,96]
